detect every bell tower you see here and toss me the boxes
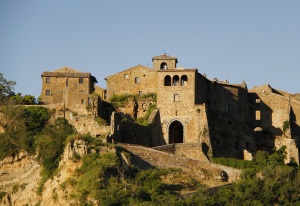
[152,54,178,70]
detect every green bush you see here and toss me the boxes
[0,191,7,202]
[212,157,254,169]
[35,118,76,195]
[136,103,157,126]
[23,106,51,135]
[110,94,137,108]
[283,120,290,132]
[95,116,108,126]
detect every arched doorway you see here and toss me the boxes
[169,120,184,143]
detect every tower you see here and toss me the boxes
[152,54,178,70]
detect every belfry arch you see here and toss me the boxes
[168,120,184,144]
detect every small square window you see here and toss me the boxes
[79,78,83,84]
[139,91,142,96]
[46,90,51,96]
[46,77,50,83]
[124,74,129,79]
[256,99,261,103]
[174,94,180,102]
[135,77,140,84]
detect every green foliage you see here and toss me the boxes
[23,106,51,136]
[213,165,300,205]
[136,103,157,126]
[35,117,76,195]
[0,106,51,160]
[0,191,7,202]
[213,147,287,171]
[0,106,32,159]
[95,116,108,126]
[283,120,290,132]
[140,92,157,102]
[0,72,16,103]
[110,93,157,108]
[69,153,119,204]
[212,157,254,169]
[110,94,137,108]
[10,93,36,105]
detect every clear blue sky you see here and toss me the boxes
[1,1,299,98]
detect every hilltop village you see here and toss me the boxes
[40,54,300,164]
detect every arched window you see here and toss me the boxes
[164,75,171,86]
[181,75,188,86]
[173,75,179,86]
[160,62,168,70]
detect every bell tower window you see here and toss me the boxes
[160,62,168,70]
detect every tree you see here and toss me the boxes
[0,106,30,159]
[0,73,16,103]
[35,117,76,176]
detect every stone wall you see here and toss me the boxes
[207,110,255,158]
[42,105,110,137]
[105,65,157,100]
[249,85,290,136]
[122,144,241,182]
[275,135,299,164]
[113,96,156,119]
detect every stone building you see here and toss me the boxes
[40,67,99,105]
[40,54,300,163]
[105,54,300,162]
[105,65,157,100]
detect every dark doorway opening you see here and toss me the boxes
[169,120,183,143]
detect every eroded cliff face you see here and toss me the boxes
[0,139,88,206]
[0,152,41,206]
[0,139,238,205]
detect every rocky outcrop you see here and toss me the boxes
[0,151,41,206]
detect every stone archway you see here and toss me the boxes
[169,120,184,143]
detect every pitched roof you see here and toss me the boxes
[105,64,152,80]
[41,66,98,83]
[152,53,177,61]
[52,66,82,73]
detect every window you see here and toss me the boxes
[164,75,171,86]
[255,110,261,120]
[46,90,51,96]
[139,91,142,96]
[124,74,129,79]
[160,62,168,70]
[79,78,83,84]
[174,94,180,102]
[66,79,68,87]
[135,77,140,84]
[81,99,84,104]
[256,99,261,103]
[225,104,229,112]
[88,97,92,104]
[181,75,188,86]
[173,75,179,86]
[46,77,50,83]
